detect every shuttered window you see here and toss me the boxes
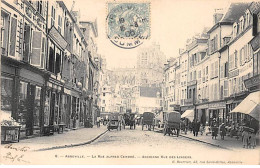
[224,80,228,97]
[31,31,42,66]
[41,37,46,68]
[9,17,17,57]
[23,24,31,62]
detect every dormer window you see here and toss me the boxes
[233,23,237,37]
[239,16,244,33]
[245,10,250,27]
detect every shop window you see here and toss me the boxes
[17,81,29,130]
[44,90,50,126]
[54,93,60,125]
[1,76,13,115]
[33,86,41,126]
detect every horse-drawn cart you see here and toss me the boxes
[141,112,155,131]
[163,111,181,136]
[107,113,122,131]
[123,113,136,129]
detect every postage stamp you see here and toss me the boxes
[106,2,150,49]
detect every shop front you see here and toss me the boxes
[43,80,65,135]
[1,57,48,138]
[196,104,209,125]
[208,101,226,126]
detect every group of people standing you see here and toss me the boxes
[183,117,258,149]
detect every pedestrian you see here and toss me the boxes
[212,123,218,139]
[97,116,101,128]
[242,126,249,148]
[195,121,200,136]
[219,123,226,140]
[192,120,196,136]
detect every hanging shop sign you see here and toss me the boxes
[49,27,68,49]
[244,74,260,89]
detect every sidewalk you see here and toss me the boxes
[155,127,260,151]
[1,125,108,151]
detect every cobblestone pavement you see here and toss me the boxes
[1,125,256,165]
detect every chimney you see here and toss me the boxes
[213,9,224,24]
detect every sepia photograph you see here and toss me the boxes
[0,0,259,165]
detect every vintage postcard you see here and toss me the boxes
[0,0,260,165]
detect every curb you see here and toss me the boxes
[154,127,231,150]
[179,134,231,150]
[36,129,108,152]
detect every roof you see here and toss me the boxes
[140,87,161,98]
[221,2,250,23]
[208,2,250,33]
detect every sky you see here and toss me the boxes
[63,0,245,69]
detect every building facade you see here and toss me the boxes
[1,0,102,138]
[163,2,259,126]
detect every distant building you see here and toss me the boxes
[133,86,162,114]
[136,43,166,87]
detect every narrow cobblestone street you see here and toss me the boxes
[1,125,259,165]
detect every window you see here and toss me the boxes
[224,62,228,77]
[1,11,9,55]
[18,81,29,129]
[48,42,55,73]
[233,24,237,37]
[240,47,244,65]
[55,47,61,74]
[229,51,238,70]
[1,76,13,114]
[9,17,17,57]
[220,65,224,78]
[103,93,105,96]
[23,24,31,62]
[210,63,214,78]
[58,15,62,33]
[214,61,218,77]
[253,52,260,75]
[31,31,42,67]
[224,80,228,97]
[240,18,244,33]
[37,1,43,15]
[51,6,55,27]
[34,86,41,126]
[193,71,196,80]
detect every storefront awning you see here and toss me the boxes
[230,91,260,120]
[181,109,194,121]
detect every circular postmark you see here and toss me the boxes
[107,3,150,49]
